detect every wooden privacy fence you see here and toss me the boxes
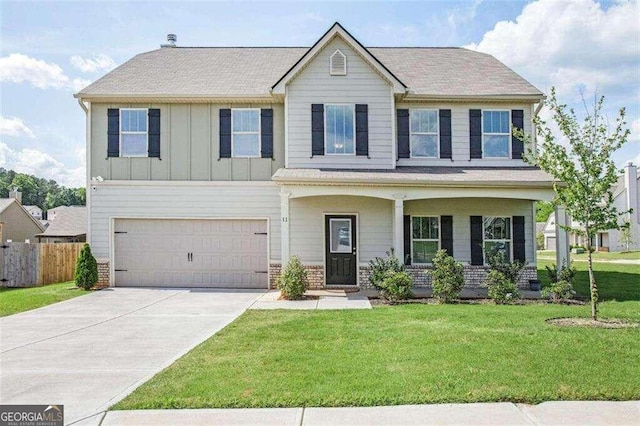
[0,243,84,287]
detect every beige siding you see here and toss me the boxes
[405,198,535,263]
[0,203,43,242]
[290,196,393,264]
[89,183,281,262]
[287,38,394,169]
[396,102,534,167]
[90,103,285,181]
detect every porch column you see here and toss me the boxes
[555,205,570,269]
[393,195,405,262]
[281,191,291,264]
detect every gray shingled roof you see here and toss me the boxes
[77,46,542,98]
[0,198,14,214]
[37,206,87,237]
[272,167,555,186]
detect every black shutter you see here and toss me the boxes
[440,215,453,256]
[148,109,161,158]
[219,109,231,158]
[107,108,120,157]
[470,216,484,265]
[355,104,368,156]
[469,109,482,159]
[513,216,526,262]
[261,109,273,158]
[439,109,452,159]
[403,215,411,265]
[397,109,410,159]
[311,104,324,156]
[511,109,524,159]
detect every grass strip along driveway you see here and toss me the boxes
[0,282,85,317]
[115,261,639,410]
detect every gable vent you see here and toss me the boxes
[330,49,347,76]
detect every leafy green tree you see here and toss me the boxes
[521,88,630,320]
[0,168,85,210]
[618,221,634,253]
[536,201,554,222]
[75,244,98,290]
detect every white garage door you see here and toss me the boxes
[114,219,268,288]
[546,236,556,251]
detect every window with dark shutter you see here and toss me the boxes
[511,110,524,159]
[355,104,368,156]
[513,216,526,262]
[107,108,120,157]
[261,109,273,158]
[469,109,482,159]
[470,216,484,265]
[397,109,410,159]
[439,109,452,159]
[148,109,161,158]
[311,104,324,156]
[219,109,231,158]
[440,215,453,256]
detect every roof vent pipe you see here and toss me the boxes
[161,34,177,48]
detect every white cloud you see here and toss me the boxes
[0,53,90,91]
[447,0,483,34]
[0,141,85,187]
[0,116,35,138]
[70,54,117,73]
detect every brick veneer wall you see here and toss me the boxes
[96,259,110,286]
[268,263,325,289]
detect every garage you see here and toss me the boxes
[113,219,268,288]
[545,236,556,251]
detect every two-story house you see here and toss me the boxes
[76,23,556,289]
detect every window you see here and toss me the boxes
[330,49,347,75]
[483,216,511,260]
[325,105,355,154]
[412,216,439,264]
[410,109,438,157]
[329,218,352,253]
[120,109,148,157]
[483,110,510,158]
[232,109,260,157]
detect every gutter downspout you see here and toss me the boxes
[77,97,88,113]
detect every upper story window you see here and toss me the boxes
[325,104,355,155]
[410,109,438,158]
[482,110,510,158]
[232,108,261,157]
[412,216,440,264]
[484,216,511,261]
[330,49,347,75]
[120,109,148,157]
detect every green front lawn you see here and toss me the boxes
[115,261,640,410]
[538,250,640,261]
[0,282,85,317]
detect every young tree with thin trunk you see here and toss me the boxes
[519,88,630,320]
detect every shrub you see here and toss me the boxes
[74,243,98,291]
[378,270,414,302]
[484,270,520,304]
[276,256,309,300]
[368,249,404,289]
[430,249,465,303]
[544,261,577,284]
[541,280,576,302]
[486,250,525,285]
[536,232,545,250]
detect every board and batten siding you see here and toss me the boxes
[286,38,394,169]
[396,102,533,167]
[404,198,535,263]
[290,196,393,264]
[89,183,282,261]
[90,103,285,181]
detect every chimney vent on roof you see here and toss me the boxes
[162,34,177,48]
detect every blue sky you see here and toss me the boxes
[1,0,638,187]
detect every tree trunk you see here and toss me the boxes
[585,229,598,320]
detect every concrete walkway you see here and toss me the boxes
[250,289,372,310]
[0,288,264,425]
[101,401,640,425]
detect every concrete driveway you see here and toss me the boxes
[0,287,264,425]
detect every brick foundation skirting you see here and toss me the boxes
[97,259,110,286]
[269,263,324,289]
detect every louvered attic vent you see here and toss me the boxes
[330,49,347,75]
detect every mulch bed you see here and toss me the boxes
[546,317,640,328]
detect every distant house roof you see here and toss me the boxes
[0,198,47,231]
[76,24,542,100]
[36,206,87,238]
[0,198,14,213]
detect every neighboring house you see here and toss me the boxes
[46,206,68,221]
[75,23,556,289]
[0,197,46,243]
[36,206,87,243]
[24,205,43,220]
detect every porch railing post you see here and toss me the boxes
[393,196,405,263]
[281,191,291,264]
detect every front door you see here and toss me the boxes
[325,215,357,285]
